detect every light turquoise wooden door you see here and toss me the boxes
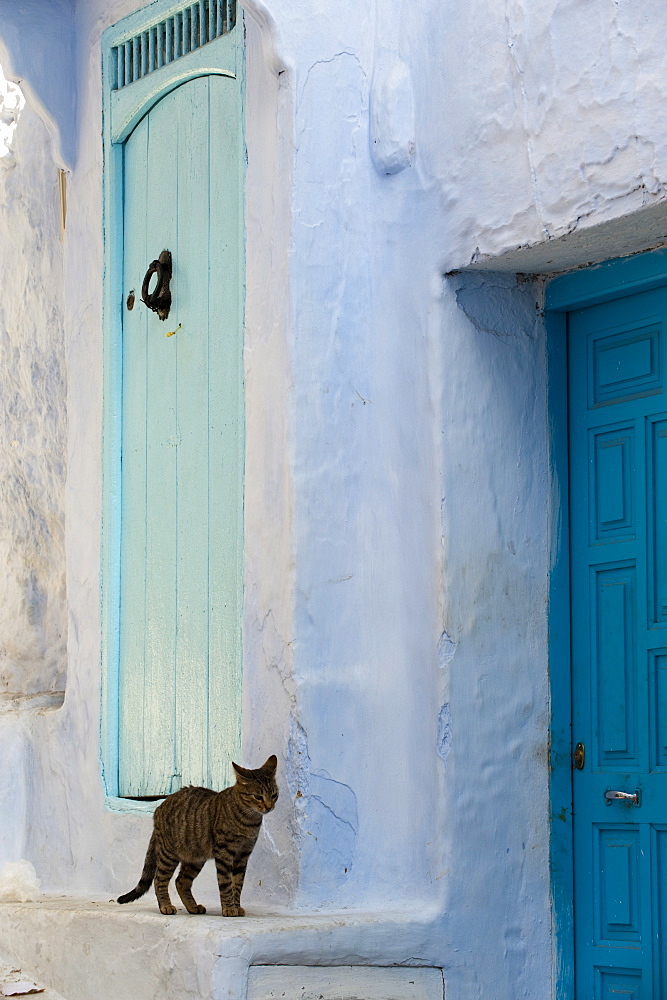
[569,285,667,997]
[117,72,243,797]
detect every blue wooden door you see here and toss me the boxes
[569,285,667,996]
[116,70,243,797]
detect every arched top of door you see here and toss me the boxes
[113,67,237,144]
[103,0,241,145]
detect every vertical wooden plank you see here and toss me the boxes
[191,5,198,51]
[148,27,155,73]
[118,116,149,796]
[101,131,127,797]
[174,75,213,787]
[207,72,243,789]
[142,89,181,794]
[189,4,197,51]
[141,31,148,77]
[165,18,173,64]
[156,22,164,69]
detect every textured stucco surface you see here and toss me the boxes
[433,0,667,270]
[0,91,66,705]
[0,1,665,1000]
[0,900,441,1000]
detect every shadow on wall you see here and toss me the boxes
[0,65,67,713]
[452,271,544,342]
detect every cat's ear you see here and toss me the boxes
[233,756,277,778]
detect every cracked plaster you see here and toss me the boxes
[436,704,452,763]
[0,94,66,707]
[432,0,667,271]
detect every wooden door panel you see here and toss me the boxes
[595,825,642,942]
[142,84,179,793]
[595,562,639,767]
[595,967,642,1000]
[648,415,667,624]
[589,422,636,543]
[569,286,667,996]
[117,72,242,797]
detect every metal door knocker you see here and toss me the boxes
[141,249,172,320]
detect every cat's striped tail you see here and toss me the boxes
[117,832,157,904]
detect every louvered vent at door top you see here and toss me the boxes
[112,0,236,89]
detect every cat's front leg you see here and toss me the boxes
[214,843,244,916]
[230,844,253,914]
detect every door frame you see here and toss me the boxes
[546,246,667,999]
[100,0,244,803]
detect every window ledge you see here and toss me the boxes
[103,795,160,814]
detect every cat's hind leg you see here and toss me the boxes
[153,847,180,914]
[175,860,207,914]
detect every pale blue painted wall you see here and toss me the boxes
[1,2,667,999]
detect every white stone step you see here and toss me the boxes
[0,898,441,1000]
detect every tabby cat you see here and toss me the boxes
[117,755,278,916]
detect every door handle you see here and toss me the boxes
[141,249,172,320]
[604,789,640,805]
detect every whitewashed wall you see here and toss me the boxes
[0,85,66,708]
[0,2,666,1000]
[432,0,667,270]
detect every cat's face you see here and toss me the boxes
[232,755,279,814]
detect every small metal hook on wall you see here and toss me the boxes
[141,249,172,320]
